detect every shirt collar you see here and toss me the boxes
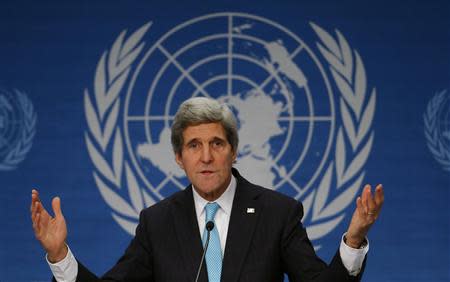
[192,174,236,218]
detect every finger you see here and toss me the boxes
[35,197,51,218]
[32,211,37,229]
[31,195,36,216]
[31,201,40,222]
[355,196,364,215]
[52,197,63,218]
[35,200,43,214]
[37,208,50,231]
[36,213,46,239]
[33,200,51,229]
[32,189,39,197]
[366,186,377,213]
[361,185,371,213]
[34,202,43,225]
[30,190,39,213]
[34,212,41,236]
[374,184,384,207]
[31,189,39,201]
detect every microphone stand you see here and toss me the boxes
[194,221,214,282]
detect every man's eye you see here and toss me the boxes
[188,142,198,149]
[212,140,224,147]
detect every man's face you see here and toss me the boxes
[175,122,236,201]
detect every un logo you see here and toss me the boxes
[0,89,36,170]
[84,13,376,246]
[424,90,450,172]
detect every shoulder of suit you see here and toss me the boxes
[236,173,300,207]
[257,185,299,206]
[139,188,187,217]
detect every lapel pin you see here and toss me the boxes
[247,208,255,214]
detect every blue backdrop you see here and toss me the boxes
[1,1,449,281]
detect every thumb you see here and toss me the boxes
[52,197,63,218]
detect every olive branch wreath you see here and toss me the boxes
[303,23,376,245]
[424,90,450,171]
[84,23,154,234]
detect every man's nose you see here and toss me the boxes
[200,145,213,163]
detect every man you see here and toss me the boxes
[31,97,384,281]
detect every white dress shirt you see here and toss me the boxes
[48,175,368,281]
[192,174,236,254]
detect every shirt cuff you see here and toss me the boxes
[46,245,78,282]
[339,233,369,276]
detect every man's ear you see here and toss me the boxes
[175,153,184,169]
[231,148,237,162]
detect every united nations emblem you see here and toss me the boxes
[84,13,376,247]
[424,90,450,172]
[0,89,36,171]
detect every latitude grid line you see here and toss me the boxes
[152,32,307,112]
[269,160,304,194]
[134,24,330,196]
[154,174,171,193]
[157,45,213,99]
[259,44,306,91]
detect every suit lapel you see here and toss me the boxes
[221,173,262,281]
[171,186,208,282]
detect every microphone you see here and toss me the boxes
[194,221,214,282]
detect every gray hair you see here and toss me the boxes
[171,97,239,155]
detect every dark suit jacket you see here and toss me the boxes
[74,168,365,282]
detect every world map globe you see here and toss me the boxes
[123,13,336,202]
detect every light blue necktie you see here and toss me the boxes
[202,202,222,282]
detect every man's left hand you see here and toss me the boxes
[345,184,384,248]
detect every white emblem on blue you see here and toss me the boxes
[84,13,376,248]
[0,89,37,170]
[424,90,450,172]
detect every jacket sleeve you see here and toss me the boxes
[74,210,154,282]
[281,201,366,282]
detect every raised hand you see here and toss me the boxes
[30,189,68,263]
[345,184,384,248]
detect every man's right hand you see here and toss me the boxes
[30,189,68,263]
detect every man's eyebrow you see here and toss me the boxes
[184,136,226,144]
[185,138,199,145]
[211,136,226,142]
